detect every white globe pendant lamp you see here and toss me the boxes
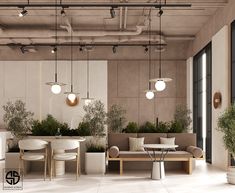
[150,8,172,91]
[51,84,62,94]
[46,3,66,94]
[82,51,94,105]
[155,80,166,91]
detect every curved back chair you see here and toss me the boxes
[50,139,80,180]
[18,139,48,180]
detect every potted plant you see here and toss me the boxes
[85,142,106,174]
[218,103,235,184]
[107,104,126,133]
[83,100,107,174]
[2,100,34,170]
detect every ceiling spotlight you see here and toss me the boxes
[110,7,115,18]
[112,45,118,54]
[51,47,57,53]
[61,8,66,17]
[19,8,28,17]
[143,45,148,53]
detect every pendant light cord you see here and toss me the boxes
[55,0,58,82]
[70,18,73,92]
[148,10,152,90]
[159,0,163,78]
[87,51,90,98]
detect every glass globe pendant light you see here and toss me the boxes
[82,51,94,105]
[150,7,172,91]
[64,19,79,105]
[46,0,66,94]
[144,15,155,100]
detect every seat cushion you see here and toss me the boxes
[53,153,77,161]
[22,153,45,161]
[119,151,193,158]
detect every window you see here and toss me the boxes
[193,43,212,163]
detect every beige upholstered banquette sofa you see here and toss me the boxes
[107,133,204,175]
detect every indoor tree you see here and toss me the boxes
[218,103,235,160]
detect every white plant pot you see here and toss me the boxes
[85,152,106,175]
[227,166,235,185]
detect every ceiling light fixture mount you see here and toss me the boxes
[110,7,116,18]
[61,7,66,17]
[19,7,28,17]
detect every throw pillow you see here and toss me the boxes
[129,137,145,151]
[160,137,176,151]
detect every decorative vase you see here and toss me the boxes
[227,166,235,185]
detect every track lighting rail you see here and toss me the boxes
[0,3,191,9]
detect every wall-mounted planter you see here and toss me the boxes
[85,152,106,174]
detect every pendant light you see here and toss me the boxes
[82,51,94,105]
[144,14,155,100]
[64,18,79,105]
[46,0,66,94]
[150,5,172,91]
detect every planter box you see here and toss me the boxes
[85,152,106,174]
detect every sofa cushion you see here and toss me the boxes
[108,133,138,151]
[129,137,144,151]
[160,137,176,151]
[137,133,167,144]
[119,151,193,158]
[167,133,196,150]
[186,146,203,158]
[109,146,120,158]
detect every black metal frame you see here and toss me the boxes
[193,43,212,164]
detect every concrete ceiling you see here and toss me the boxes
[0,0,229,45]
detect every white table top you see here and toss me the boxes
[26,136,86,142]
[143,144,178,149]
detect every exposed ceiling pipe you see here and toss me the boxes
[0,25,145,38]
[0,33,194,45]
[123,7,128,29]
[119,6,123,30]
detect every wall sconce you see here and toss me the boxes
[213,92,222,109]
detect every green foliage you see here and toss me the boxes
[174,105,192,132]
[3,100,34,139]
[31,114,70,136]
[139,121,156,133]
[107,104,127,133]
[218,103,235,157]
[86,143,105,152]
[156,121,170,133]
[168,121,185,133]
[83,100,106,137]
[76,122,92,136]
[123,122,139,133]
